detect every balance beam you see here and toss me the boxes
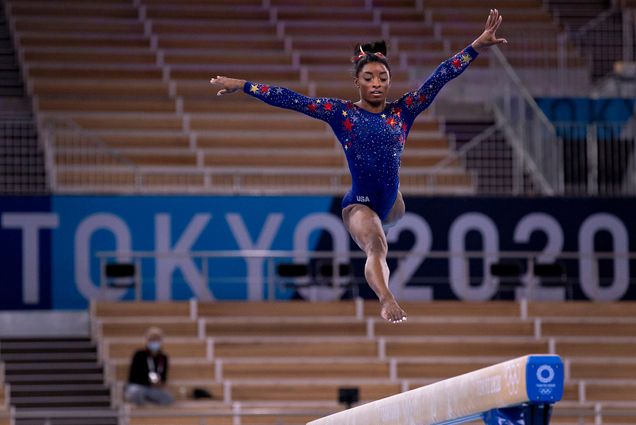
[308,355,563,425]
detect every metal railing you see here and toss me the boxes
[568,8,627,82]
[554,121,636,195]
[96,249,636,303]
[489,46,563,195]
[0,118,47,195]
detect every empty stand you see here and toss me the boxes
[90,299,636,425]
[9,0,565,194]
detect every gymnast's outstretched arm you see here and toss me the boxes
[210,76,343,125]
[397,9,508,120]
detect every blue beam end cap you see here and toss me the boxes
[526,355,564,403]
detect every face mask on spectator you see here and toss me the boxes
[147,341,161,352]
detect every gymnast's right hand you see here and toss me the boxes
[209,76,246,96]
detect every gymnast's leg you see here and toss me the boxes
[342,203,407,323]
[382,191,406,232]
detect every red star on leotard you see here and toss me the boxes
[391,107,402,117]
[343,118,353,131]
[452,58,462,69]
[308,103,317,112]
[260,85,269,94]
[418,93,427,103]
[324,102,333,111]
[405,96,413,107]
[386,117,396,127]
[402,123,408,132]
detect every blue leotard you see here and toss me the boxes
[244,45,478,221]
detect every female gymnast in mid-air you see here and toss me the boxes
[211,9,507,324]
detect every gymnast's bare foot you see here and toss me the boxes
[380,297,407,324]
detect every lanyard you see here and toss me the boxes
[146,354,164,374]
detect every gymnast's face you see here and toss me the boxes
[355,62,391,106]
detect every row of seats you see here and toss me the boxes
[6,0,586,194]
[92,300,636,425]
[0,384,9,425]
[97,315,636,338]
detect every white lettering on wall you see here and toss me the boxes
[449,213,499,300]
[227,213,283,301]
[1,213,59,304]
[155,213,213,301]
[579,213,629,301]
[74,213,130,301]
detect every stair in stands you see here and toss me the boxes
[0,0,47,195]
[0,117,47,194]
[546,0,612,31]
[0,0,24,97]
[444,111,540,194]
[0,337,118,425]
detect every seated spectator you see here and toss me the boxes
[125,326,174,406]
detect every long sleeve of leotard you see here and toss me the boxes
[243,81,343,126]
[398,44,479,121]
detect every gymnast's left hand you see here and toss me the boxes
[209,76,246,96]
[471,9,508,52]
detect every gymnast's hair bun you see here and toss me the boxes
[351,40,391,76]
[353,40,388,59]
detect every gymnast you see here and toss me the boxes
[210,9,507,323]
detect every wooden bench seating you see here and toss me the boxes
[221,360,389,380]
[19,34,150,49]
[275,6,375,22]
[150,20,277,37]
[91,300,636,419]
[198,301,357,317]
[570,360,636,380]
[32,79,170,97]
[0,385,6,409]
[145,6,270,21]
[527,302,636,317]
[9,2,137,18]
[205,320,367,338]
[397,359,498,379]
[204,152,344,168]
[158,36,283,51]
[374,319,534,337]
[196,133,334,150]
[555,341,636,357]
[230,382,399,402]
[48,113,184,131]
[56,131,190,149]
[104,340,208,361]
[541,321,636,338]
[13,0,521,194]
[28,66,163,80]
[214,340,377,359]
[144,0,261,4]
[113,360,215,382]
[365,301,522,317]
[99,320,198,339]
[39,98,176,113]
[24,49,156,65]
[128,402,323,425]
[189,115,328,132]
[585,382,636,402]
[385,339,549,358]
